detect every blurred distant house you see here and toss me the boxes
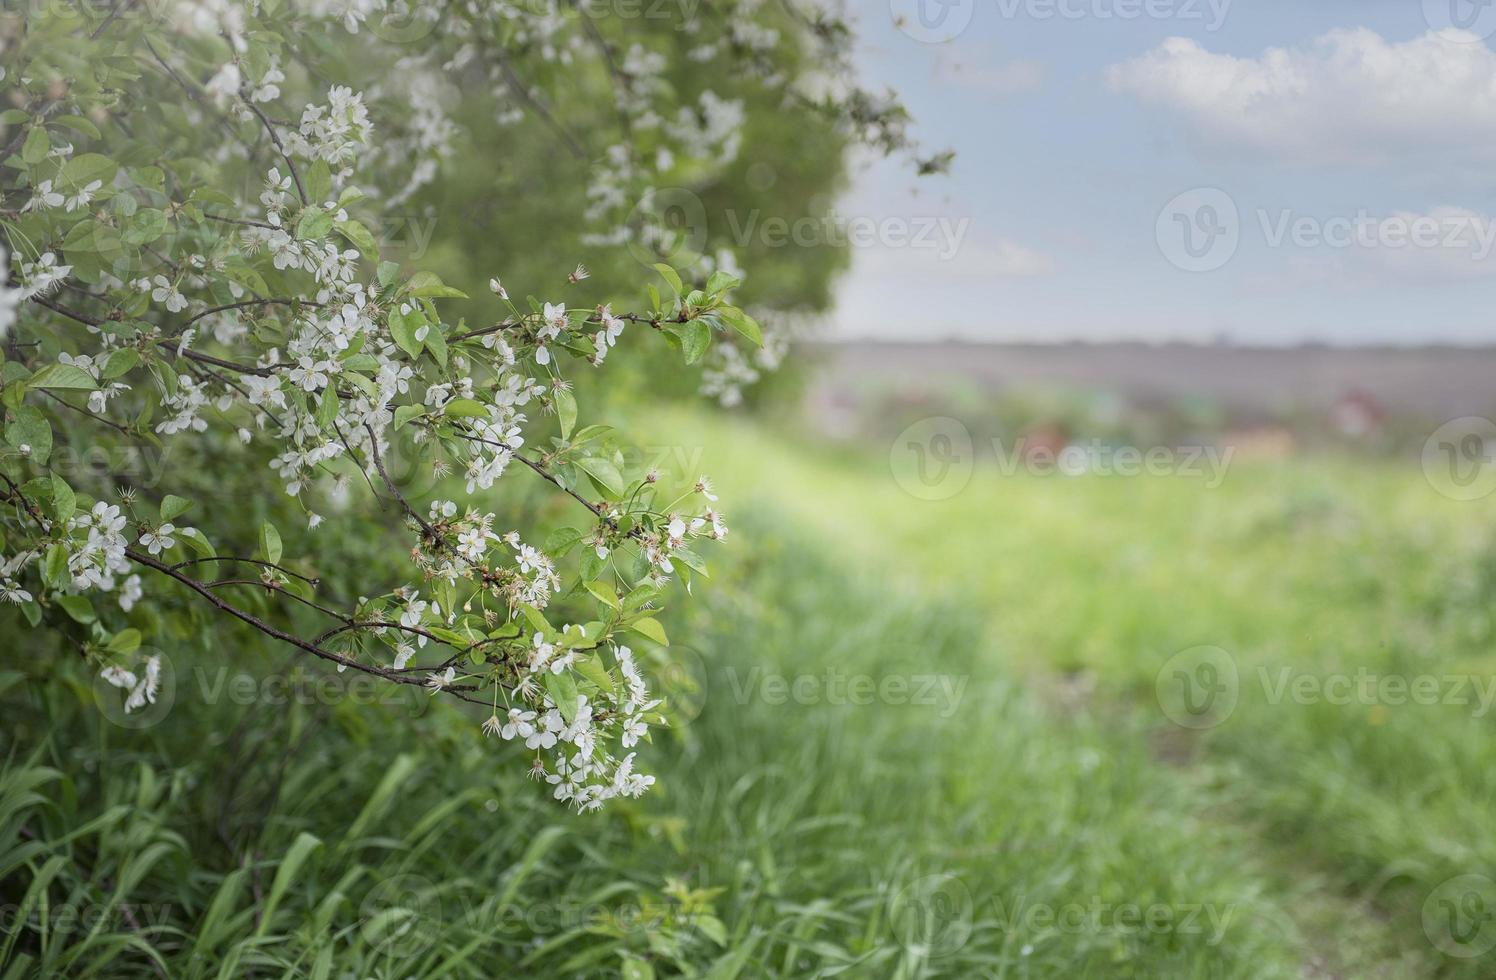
[1219,424,1297,460]
[1020,422,1070,463]
[1329,389,1387,440]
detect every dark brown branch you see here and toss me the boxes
[126,548,490,705]
[37,389,132,435]
[239,90,308,205]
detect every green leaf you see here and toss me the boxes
[628,617,669,646]
[304,159,333,203]
[518,603,552,635]
[56,595,95,625]
[443,398,488,419]
[5,406,51,463]
[406,271,467,299]
[177,527,214,558]
[671,546,709,578]
[315,388,339,427]
[554,387,577,441]
[543,671,580,723]
[423,322,447,366]
[259,521,282,565]
[20,127,48,165]
[705,270,742,296]
[622,585,658,610]
[100,348,138,379]
[680,320,711,365]
[160,494,191,522]
[653,263,684,297]
[60,153,118,191]
[53,114,102,140]
[334,218,378,256]
[49,475,75,525]
[584,580,619,609]
[574,654,615,696]
[43,544,68,590]
[719,306,764,347]
[388,311,422,359]
[295,208,333,241]
[122,208,167,245]
[27,363,97,391]
[107,629,142,655]
[621,955,655,980]
[393,404,425,430]
[377,261,401,288]
[544,526,582,556]
[576,456,624,497]
[696,914,728,946]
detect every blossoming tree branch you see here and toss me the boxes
[0,0,939,809]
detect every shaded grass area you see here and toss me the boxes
[3,503,1304,978]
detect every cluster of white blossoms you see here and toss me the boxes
[100,652,163,714]
[484,642,660,810]
[701,319,790,407]
[1,0,940,806]
[63,502,130,591]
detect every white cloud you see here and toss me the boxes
[1107,29,1496,166]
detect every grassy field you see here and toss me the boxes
[3,408,1494,977]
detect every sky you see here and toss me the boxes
[824,0,1496,345]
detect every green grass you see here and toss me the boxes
[649,406,1496,976]
[4,408,1495,977]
